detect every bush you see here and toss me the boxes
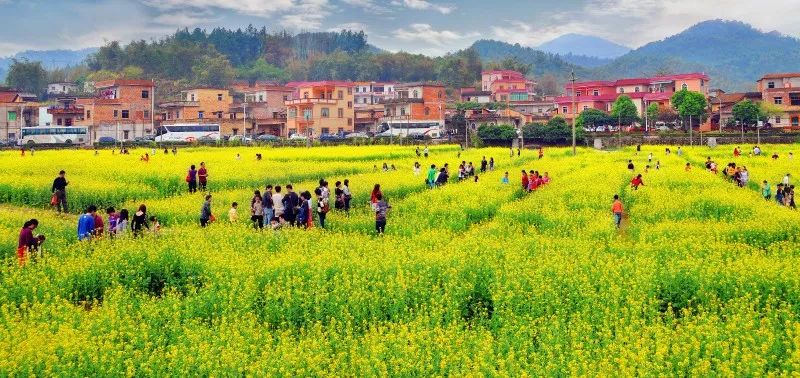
[477,124,517,141]
[523,117,585,144]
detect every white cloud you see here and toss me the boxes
[152,10,217,27]
[392,0,454,14]
[328,22,368,33]
[392,23,478,55]
[340,0,388,14]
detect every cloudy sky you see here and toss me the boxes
[0,0,798,57]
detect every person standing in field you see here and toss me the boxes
[262,185,274,222]
[200,195,213,227]
[423,146,429,158]
[77,206,97,241]
[762,180,772,200]
[538,147,544,160]
[612,195,624,228]
[501,172,509,184]
[315,188,329,228]
[93,208,105,237]
[198,162,208,191]
[228,202,239,223]
[116,209,129,235]
[297,191,311,228]
[272,186,285,218]
[480,156,487,173]
[187,165,198,193]
[627,160,635,172]
[282,185,300,226]
[132,204,149,237]
[17,219,40,266]
[251,196,264,229]
[342,179,352,213]
[521,170,529,191]
[489,157,495,171]
[334,181,344,211]
[51,170,69,213]
[371,184,382,205]
[107,207,119,236]
[427,164,437,189]
[374,193,391,235]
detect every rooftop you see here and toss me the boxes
[286,80,355,88]
[94,79,154,88]
[759,72,800,81]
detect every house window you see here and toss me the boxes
[288,108,297,118]
[198,111,204,119]
[338,108,343,118]
[583,105,589,111]
[141,90,149,99]
[283,95,288,101]
[775,116,781,124]
[217,94,223,101]
[347,118,352,126]
[321,127,330,135]
[321,108,330,118]
[424,107,430,116]
[64,118,72,126]
[176,111,180,119]
[232,128,239,135]
[775,97,783,105]
[438,91,443,99]
[86,110,91,119]
[790,93,800,106]
[538,108,543,113]
[793,117,799,127]
[500,95,507,102]
[259,95,264,102]
[562,106,568,114]
[123,130,129,139]
[216,112,223,119]
[593,90,599,96]
[190,94,196,101]
[7,111,17,121]
[122,110,131,119]
[400,107,406,116]
[303,109,312,120]
[681,84,688,90]
[338,90,343,100]
[635,87,640,93]
[619,88,625,93]
[347,87,353,95]
[347,101,352,109]
[700,80,705,87]
[56,118,63,126]
[768,82,775,89]
[143,110,150,119]
[113,110,119,118]
[576,91,582,96]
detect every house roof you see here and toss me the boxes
[286,81,355,88]
[395,82,445,88]
[614,78,651,86]
[566,81,616,89]
[0,92,20,103]
[241,86,293,93]
[460,90,492,96]
[650,73,710,82]
[482,70,525,76]
[759,73,800,81]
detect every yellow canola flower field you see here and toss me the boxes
[2,144,800,376]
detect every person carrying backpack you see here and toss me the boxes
[315,188,329,228]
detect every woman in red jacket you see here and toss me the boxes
[17,219,39,266]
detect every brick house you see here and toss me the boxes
[285,81,355,137]
[757,73,800,128]
[381,82,446,137]
[0,89,39,142]
[77,79,155,142]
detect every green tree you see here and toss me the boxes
[731,100,760,126]
[192,55,237,88]
[610,95,640,126]
[5,59,47,95]
[671,89,707,130]
[237,58,288,85]
[523,116,585,144]
[121,65,144,79]
[477,124,517,141]
[576,108,612,129]
[485,56,531,75]
[646,103,659,127]
[759,101,783,124]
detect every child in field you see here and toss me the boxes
[612,195,624,228]
[630,174,644,190]
[229,202,239,223]
[374,193,391,235]
[685,163,691,171]
[149,216,161,234]
[107,207,119,236]
[762,180,772,200]
[501,172,509,184]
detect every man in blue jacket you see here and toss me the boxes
[77,205,97,241]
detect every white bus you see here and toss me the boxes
[376,121,442,138]
[155,124,221,142]
[18,126,89,146]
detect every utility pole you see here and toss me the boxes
[570,70,577,155]
[689,114,693,146]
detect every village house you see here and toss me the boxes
[459,88,492,104]
[236,85,293,136]
[77,79,155,142]
[285,81,355,137]
[554,73,711,125]
[757,73,800,129]
[354,81,395,107]
[46,82,80,97]
[0,89,39,142]
[159,88,232,123]
[708,89,763,130]
[481,70,536,103]
[382,82,446,137]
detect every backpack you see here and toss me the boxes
[321,199,330,214]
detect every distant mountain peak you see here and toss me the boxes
[536,34,631,59]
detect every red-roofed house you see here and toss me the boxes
[381,82,446,137]
[481,70,536,103]
[555,73,711,125]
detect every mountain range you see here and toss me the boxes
[0,47,97,82]
[474,20,800,92]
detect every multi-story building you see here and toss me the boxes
[708,90,763,130]
[382,82,446,137]
[159,88,232,123]
[47,82,79,96]
[554,73,711,123]
[284,81,355,137]
[481,70,536,103]
[0,89,39,142]
[47,97,85,127]
[77,79,155,142]
[239,86,293,136]
[459,88,492,103]
[354,82,395,107]
[354,107,384,133]
[757,73,800,128]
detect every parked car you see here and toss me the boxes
[228,135,253,143]
[133,136,154,143]
[345,132,370,139]
[319,133,344,141]
[289,133,308,141]
[256,134,280,142]
[97,137,116,144]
